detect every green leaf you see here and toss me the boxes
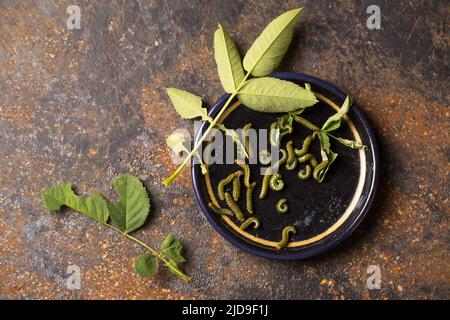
[238,77,318,113]
[166,88,212,122]
[334,137,367,150]
[41,184,109,223]
[317,148,338,183]
[166,132,187,154]
[108,173,150,234]
[214,24,245,93]
[243,8,304,76]
[160,233,186,265]
[321,95,352,132]
[134,253,159,278]
[318,131,330,151]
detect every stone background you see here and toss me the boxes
[0,0,448,299]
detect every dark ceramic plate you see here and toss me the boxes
[192,72,379,260]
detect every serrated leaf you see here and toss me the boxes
[41,184,109,223]
[335,137,367,150]
[214,24,245,93]
[167,88,212,122]
[134,253,159,278]
[166,132,187,154]
[160,233,186,265]
[321,95,352,132]
[243,8,304,76]
[108,173,150,234]
[238,77,318,113]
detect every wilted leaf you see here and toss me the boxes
[160,233,186,265]
[321,95,352,132]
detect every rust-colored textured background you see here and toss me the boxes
[0,0,448,299]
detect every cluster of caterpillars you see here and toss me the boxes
[208,117,327,250]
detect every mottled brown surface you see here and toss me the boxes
[0,0,448,300]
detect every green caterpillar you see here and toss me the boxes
[218,172,237,201]
[276,225,297,250]
[240,217,260,230]
[313,160,329,181]
[294,135,314,157]
[269,122,280,147]
[273,148,288,170]
[286,140,295,166]
[208,202,234,216]
[243,123,253,158]
[269,173,284,191]
[224,192,245,222]
[259,170,272,199]
[298,164,312,180]
[259,150,272,165]
[293,115,319,131]
[285,157,298,171]
[235,160,251,188]
[276,198,288,214]
[232,171,242,201]
[246,182,256,214]
[298,153,317,166]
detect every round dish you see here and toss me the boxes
[192,72,379,260]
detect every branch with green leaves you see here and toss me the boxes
[162,8,365,186]
[163,8,319,186]
[41,173,190,282]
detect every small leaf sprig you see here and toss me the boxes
[290,96,367,182]
[163,8,319,186]
[41,173,190,282]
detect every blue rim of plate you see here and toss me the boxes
[191,72,379,260]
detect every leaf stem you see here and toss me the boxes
[101,222,191,282]
[163,71,252,186]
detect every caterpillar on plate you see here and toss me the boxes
[207,202,234,216]
[224,192,245,222]
[298,153,317,166]
[235,159,251,188]
[269,173,284,191]
[218,172,237,201]
[239,217,260,230]
[246,182,256,214]
[294,135,314,157]
[285,157,298,171]
[298,164,312,180]
[272,148,288,170]
[276,198,288,214]
[313,160,329,181]
[286,140,295,166]
[259,168,272,199]
[259,150,272,166]
[243,123,253,158]
[232,171,242,201]
[276,225,297,250]
[269,122,280,147]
